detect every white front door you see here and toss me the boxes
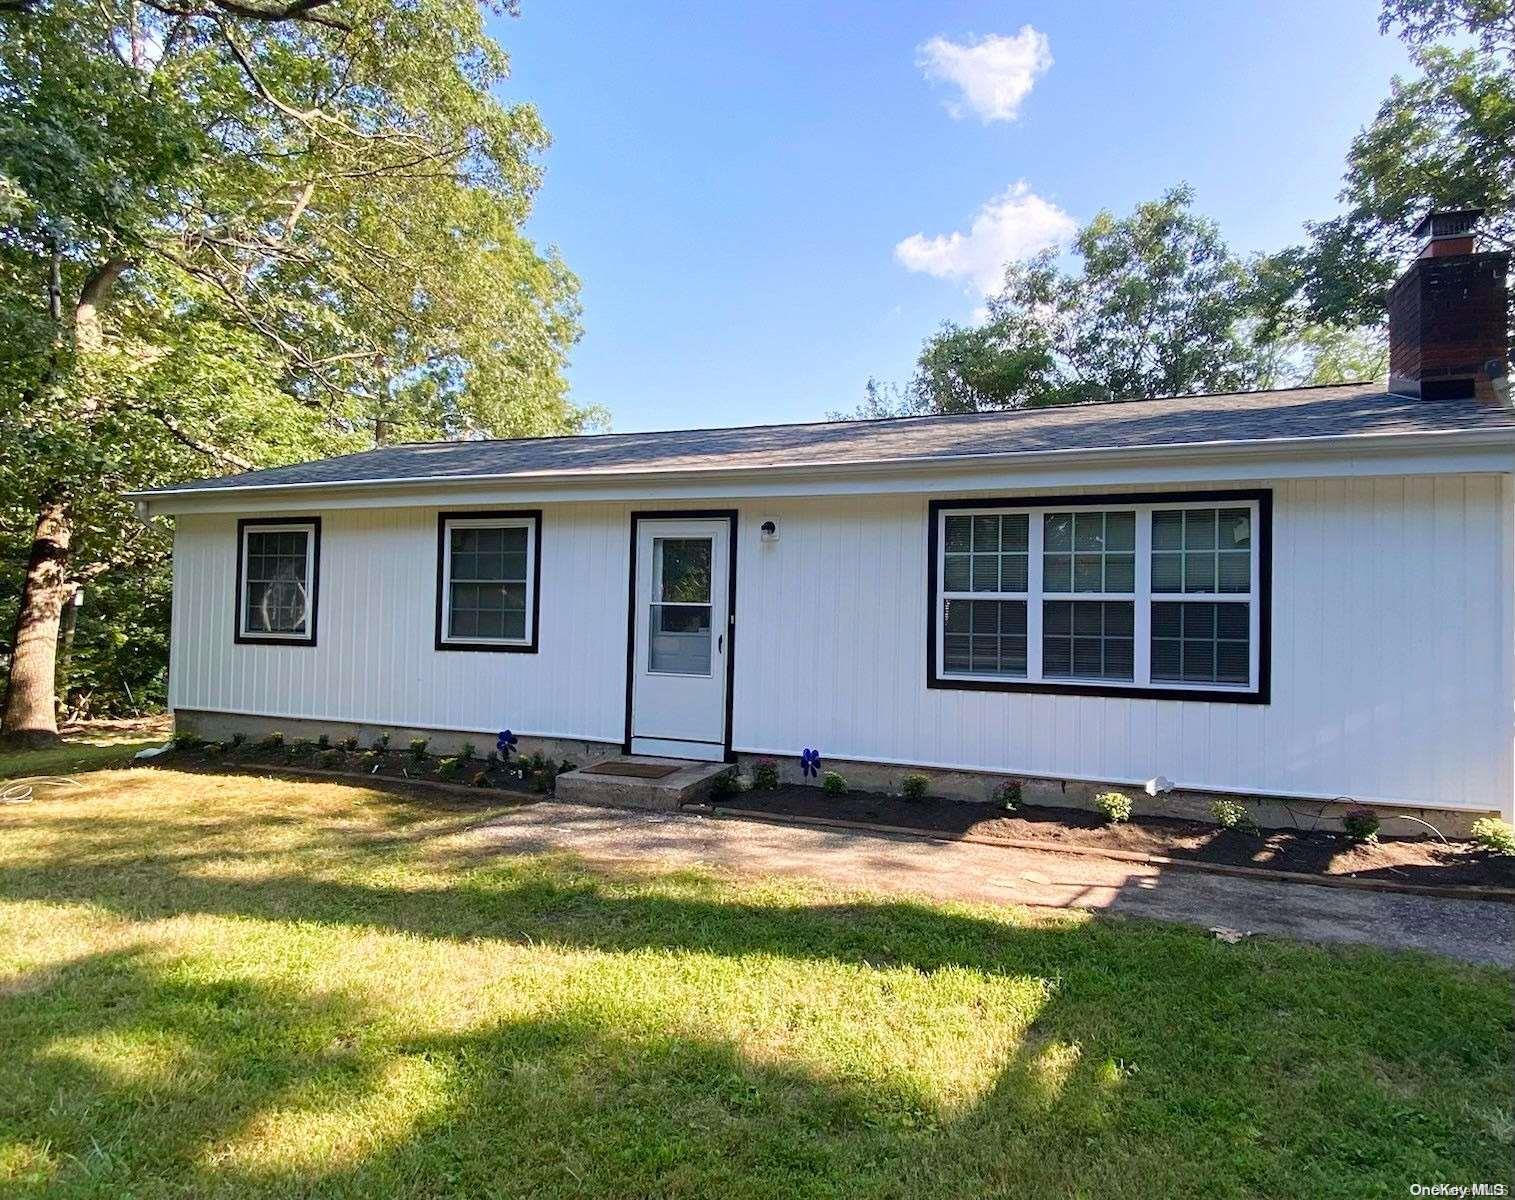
[629,517,731,761]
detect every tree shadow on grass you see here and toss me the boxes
[1,804,1509,1197]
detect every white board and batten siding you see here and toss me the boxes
[169,474,1515,816]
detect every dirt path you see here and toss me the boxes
[469,802,1515,968]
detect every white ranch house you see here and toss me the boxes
[132,213,1515,831]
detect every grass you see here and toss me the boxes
[0,719,167,780]
[0,753,1510,1198]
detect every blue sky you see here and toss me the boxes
[494,1,1414,432]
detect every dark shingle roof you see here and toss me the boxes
[138,383,1515,495]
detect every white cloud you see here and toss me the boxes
[917,26,1052,123]
[894,182,1075,296]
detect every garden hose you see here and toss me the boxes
[0,776,85,806]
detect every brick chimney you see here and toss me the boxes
[1388,208,1510,403]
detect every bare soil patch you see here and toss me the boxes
[720,786,1515,889]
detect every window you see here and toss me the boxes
[236,518,320,645]
[929,492,1269,702]
[649,536,713,674]
[435,511,541,652]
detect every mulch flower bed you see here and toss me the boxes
[158,739,566,798]
[718,785,1515,889]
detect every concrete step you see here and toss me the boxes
[554,756,734,813]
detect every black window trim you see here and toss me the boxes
[926,489,1272,704]
[433,509,543,654]
[234,515,322,647]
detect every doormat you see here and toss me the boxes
[581,760,683,780]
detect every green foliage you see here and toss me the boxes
[229,733,247,750]
[1093,791,1133,824]
[171,733,205,752]
[707,771,741,801]
[339,735,359,753]
[1342,806,1382,843]
[1210,799,1258,832]
[316,748,342,769]
[900,774,929,802]
[459,742,475,762]
[993,780,1023,811]
[316,734,331,751]
[408,737,430,761]
[0,0,592,718]
[288,738,315,758]
[880,188,1278,416]
[372,733,391,752]
[1470,817,1515,855]
[470,769,492,789]
[750,760,780,792]
[258,731,284,751]
[1270,0,1514,330]
[821,771,847,795]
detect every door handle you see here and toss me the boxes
[717,633,724,653]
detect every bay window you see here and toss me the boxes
[929,491,1269,702]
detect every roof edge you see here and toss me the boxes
[126,423,1515,504]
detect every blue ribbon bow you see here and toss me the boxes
[496,729,518,758]
[800,747,821,779]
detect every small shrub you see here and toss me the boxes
[459,742,476,762]
[172,733,205,752]
[316,748,342,769]
[1210,799,1257,832]
[288,737,315,758]
[340,735,360,752]
[900,774,929,802]
[372,733,391,752]
[258,731,285,751]
[204,742,225,758]
[437,756,465,779]
[230,732,247,749]
[1471,817,1515,856]
[316,734,331,750]
[821,771,847,795]
[470,770,492,789]
[751,760,780,791]
[1093,791,1133,824]
[529,766,555,793]
[993,779,1022,811]
[708,771,741,800]
[358,750,384,772]
[486,749,500,767]
[1342,806,1380,843]
[408,737,429,760]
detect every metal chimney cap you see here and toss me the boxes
[1412,208,1484,243]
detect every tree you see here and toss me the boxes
[857,187,1276,417]
[0,0,590,743]
[1284,0,1514,328]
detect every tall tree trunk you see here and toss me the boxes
[1,495,73,746]
[0,257,131,744]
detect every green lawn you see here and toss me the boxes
[0,720,167,780]
[0,753,1510,1198]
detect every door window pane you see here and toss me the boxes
[650,537,713,673]
[657,538,712,603]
